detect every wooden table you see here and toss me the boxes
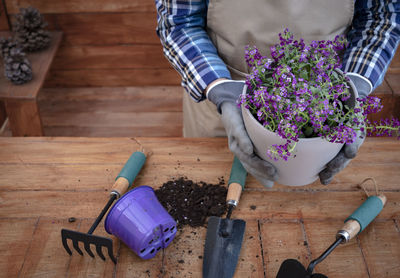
[0,137,399,278]
[0,31,62,136]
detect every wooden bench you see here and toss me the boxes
[0,31,62,136]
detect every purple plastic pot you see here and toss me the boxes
[105,186,177,259]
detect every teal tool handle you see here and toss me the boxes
[338,195,386,241]
[111,151,146,197]
[228,156,247,189]
[226,156,247,206]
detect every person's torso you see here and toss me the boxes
[206,0,354,79]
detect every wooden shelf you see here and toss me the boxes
[0,31,62,136]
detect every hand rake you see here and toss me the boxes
[61,151,146,263]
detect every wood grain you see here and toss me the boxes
[115,239,164,278]
[0,137,398,190]
[44,68,181,87]
[260,220,309,277]
[387,50,400,74]
[0,1,10,30]
[37,86,183,137]
[65,219,117,277]
[18,218,79,278]
[358,221,400,277]
[1,190,399,220]
[162,226,206,278]
[5,99,44,136]
[52,45,171,70]
[39,86,182,112]
[0,218,38,277]
[44,13,159,45]
[304,220,369,277]
[5,0,156,14]
[0,101,6,127]
[0,137,399,277]
[1,162,400,192]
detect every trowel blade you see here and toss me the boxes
[203,216,246,278]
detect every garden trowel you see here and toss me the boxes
[203,156,247,278]
[276,194,387,278]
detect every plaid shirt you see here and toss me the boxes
[155,0,400,102]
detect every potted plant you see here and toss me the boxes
[239,29,399,186]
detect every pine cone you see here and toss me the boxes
[0,37,18,58]
[13,6,51,52]
[4,47,33,85]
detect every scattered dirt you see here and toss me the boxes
[68,217,76,223]
[155,177,227,228]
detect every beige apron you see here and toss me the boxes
[183,0,354,137]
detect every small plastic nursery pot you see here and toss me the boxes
[241,74,358,186]
[105,186,177,259]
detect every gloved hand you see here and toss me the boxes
[319,74,370,185]
[207,80,278,187]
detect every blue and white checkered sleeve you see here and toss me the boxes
[155,0,231,102]
[342,0,400,92]
[343,0,400,92]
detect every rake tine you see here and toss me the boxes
[61,230,72,255]
[107,246,117,264]
[72,239,84,256]
[84,242,95,258]
[96,244,106,261]
[103,240,117,264]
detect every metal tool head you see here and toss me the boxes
[276,259,327,278]
[61,229,117,264]
[203,216,246,278]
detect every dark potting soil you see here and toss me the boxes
[155,177,227,228]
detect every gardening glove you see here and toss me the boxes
[207,80,278,187]
[319,74,370,185]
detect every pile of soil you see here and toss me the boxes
[155,177,227,227]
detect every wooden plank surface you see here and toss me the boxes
[65,219,118,278]
[5,0,156,14]
[0,137,399,277]
[304,220,369,277]
[38,86,183,137]
[18,218,81,277]
[0,1,10,30]
[45,68,181,87]
[0,218,38,277]
[5,99,44,136]
[52,45,171,70]
[0,101,6,127]
[0,31,62,100]
[39,86,182,112]
[260,221,309,277]
[45,13,159,46]
[358,221,400,277]
[387,51,400,74]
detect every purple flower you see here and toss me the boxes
[242,29,400,160]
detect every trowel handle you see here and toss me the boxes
[226,156,247,207]
[337,194,386,242]
[111,151,146,198]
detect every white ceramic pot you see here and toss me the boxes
[241,78,357,186]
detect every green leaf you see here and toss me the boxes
[304,126,313,137]
[300,70,308,80]
[310,86,320,95]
